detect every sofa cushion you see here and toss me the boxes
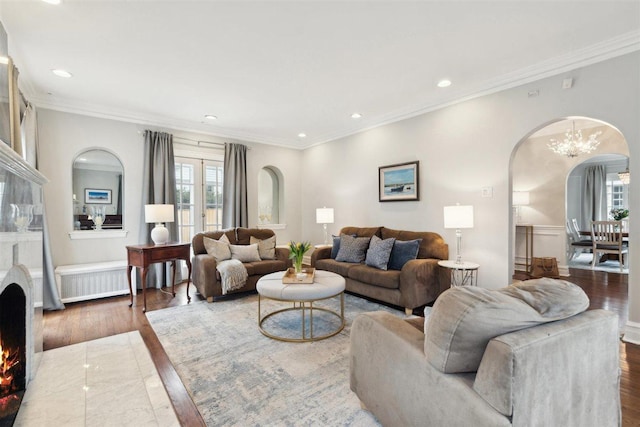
[203,234,232,262]
[365,235,396,270]
[230,244,261,263]
[388,239,421,270]
[250,235,276,260]
[335,235,371,263]
[245,260,288,275]
[236,227,276,245]
[348,265,400,289]
[340,226,382,238]
[315,258,358,277]
[425,278,590,373]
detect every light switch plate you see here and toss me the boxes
[481,187,493,198]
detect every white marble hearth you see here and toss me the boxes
[14,332,179,426]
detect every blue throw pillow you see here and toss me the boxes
[365,235,396,270]
[388,239,422,270]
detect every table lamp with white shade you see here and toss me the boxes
[316,207,334,245]
[145,204,174,245]
[443,204,474,264]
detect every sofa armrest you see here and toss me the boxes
[399,258,449,308]
[311,246,332,266]
[191,253,219,299]
[474,309,620,426]
[275,247,292,267]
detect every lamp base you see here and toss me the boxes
[150,223,169,245]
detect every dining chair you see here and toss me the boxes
[567,218,592,260]
[590,220,628,272]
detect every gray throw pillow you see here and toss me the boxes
[388,239,422,270]
[365,235,396,270]
[203,234,231,262]
[424,278,589,373]
[250,235,276,260]
[335,235,371,263]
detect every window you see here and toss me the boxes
[606,172,628,217]
[175,158,223,243]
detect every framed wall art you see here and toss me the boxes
[379,161,419,202]
[85,188,112,204]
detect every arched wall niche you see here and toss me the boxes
[258,165,284,227]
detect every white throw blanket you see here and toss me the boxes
[216,259,248,295]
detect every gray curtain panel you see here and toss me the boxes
[582,164,607,229]
[139,130,180,288]
[28,104,64,310]
[222,143,248,228]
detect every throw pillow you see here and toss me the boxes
[230,243,261,263]
[388,239,422,270]
[335,234,371,263]
[250,235,276,260]
[365,235,396,270]
[203,235,231,262]
[424,278,589,373]
[331,234,357,259]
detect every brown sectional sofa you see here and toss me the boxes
[191,227,291,302]
[311,226,450,314]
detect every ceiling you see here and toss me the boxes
[0,1,639,149]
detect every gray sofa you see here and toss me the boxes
[350,280,621,427]
[191,227,291,301]
[311,226,450,314]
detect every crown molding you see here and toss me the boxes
[305,30,640,149]
[25,30,640,151]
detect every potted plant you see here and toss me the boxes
[610,208,629,221]
[288,241,311,275]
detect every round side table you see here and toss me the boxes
[438,260,480,287]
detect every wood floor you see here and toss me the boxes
[44,269,636,426]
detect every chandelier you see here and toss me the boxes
[547,121,601,158]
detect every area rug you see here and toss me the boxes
[568,253,628,274]
[146,293,406,426]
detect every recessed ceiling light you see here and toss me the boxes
[437,79,452,88]
[298,133,307,138]
[351,113,362,119]
[204,115,217,120]
[42,0,62,4]
[52,69,72,78]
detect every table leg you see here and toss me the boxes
[185,258,192,303]
[141,267,148,313]
[127,265,134,308]
[170,260,177,297]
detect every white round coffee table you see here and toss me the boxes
[256,270,345,342]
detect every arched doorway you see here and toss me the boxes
[510,117,629,278]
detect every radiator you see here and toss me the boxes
[55,261,134,303]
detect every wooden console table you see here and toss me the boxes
[126,242,192,312]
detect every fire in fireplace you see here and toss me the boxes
[0,283,26,426]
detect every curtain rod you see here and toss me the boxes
[137,131,250,150]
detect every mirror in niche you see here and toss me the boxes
[72,149,123,230]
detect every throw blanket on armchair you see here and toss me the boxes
[216,259,248,295]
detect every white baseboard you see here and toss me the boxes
[623,321,640,344]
